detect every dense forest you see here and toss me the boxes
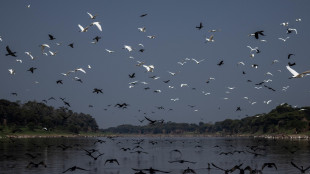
[0,99,98,134]
[104,104,310,135]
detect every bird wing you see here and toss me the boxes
[92,22,102,31]
[76,68,86,73]
[211,163,225,171]
[87,12,93,18]
[78,24,84,31]
[291,162,301,170]
[286,66,299,76]
[301,70,310,75]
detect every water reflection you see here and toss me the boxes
[0,137,309,174]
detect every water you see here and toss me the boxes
[0,136,309,174]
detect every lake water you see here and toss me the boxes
[0,136,310,174]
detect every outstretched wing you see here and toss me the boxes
[291,161,301,170]
[286,66,299,76]
[211,163,225,171]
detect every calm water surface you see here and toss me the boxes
[0,136,309,174]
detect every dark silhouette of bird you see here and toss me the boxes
[5,46,17,57]
[56,80,63,84]
[27,67,37,73]
[94,139,105,144]
[132,167,171,174]
[11,92,18,96]
[129,73,136,78]
[249,30,265,39]
[48,34,56,40]
[219,151,233,155]
[288,53,295,59]
[120,147,131,151]
[262,163,277,170]
[26,161,47,168]
[196,22,203,30]
[63,101,70,107]
[93,36,101,43]
[163,80,170,83]
[288,62,296,66]
[25,153,41,159]
[140,14,148,17]
[183,167,196,174]
[93,88,103,94]
[115,103,128,109]
[168,159,196,164]
[130,150,148,154]
[291,161,310,173]
[212,163,243,174]
[144,116,157,125]
[236,107,241,111]
[48,97,56,100]
[139,48,145,52]
[86,153,104,160]
[62,166,89,173]
[104,159,120,165]
[68,43,74,48]
[217,60,224,66]
[57,144,72,151]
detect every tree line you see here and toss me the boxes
[103,104,310,135]
[0,99,98,134]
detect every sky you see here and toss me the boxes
[0,1,310,129]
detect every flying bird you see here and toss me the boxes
[62,166,89,173]
[123,45,133,52]
[105,49,115,53]
[291,161,310,173]
[93,88,103,94]
[87,12,97,19]
[143,65,155,72]
[196,22,203,30]
[192,58,205,64]
[5,46,17,57]
[8,69,15,75]
[278,37,290,42]
[287,28,297,34]
[205,35,214,42]
[249,30,265,39]
[27,67,37,73]
[90,22,102,31]
[104,159,120,165]
[78,24,90,32]
[286,66,310,78]
[48,34,56,40]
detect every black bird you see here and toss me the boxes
[138,119,145,123]
[211,163,242,174]
[168,160,196,164]
[25,153,41,159]
[86,153,104,160]
[196,22,203,30]
[63,101,71,107]
[68,43,74,48]
[104,159,120,165]
[94,139,105,144]
[288,53,295,59]
[115,103,128,109]
[291,161,310,173]
[140,14,148,17]
[144,116,157,125]
[26,161,47,168]
[48,97,56,100]
[62,166,89,173]
[288,62,296,66]
[48,34,56,40]
[11,92,18,96]
[139,48,145,52]
[163,80,170,83]
[130,150,148,154]
[56,80,63,84]
[93,88,103,94]
[57,144,72,151]
[93,36,101,43]
[132,167,171,174]
[120,147,131,151]
[249,30,265,39]
[27,67,37,73]
[5,46,17,57]
[183,167,196,174]
[262,163,277,170]
[236,107,241,111]
[219,151,233,155]
[217,60,224,66]
[129,73,136,78]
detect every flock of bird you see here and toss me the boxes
[1,136,310,174]
[1,3,310,127]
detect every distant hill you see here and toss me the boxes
[103,104,310,135]
[0,99,98,134]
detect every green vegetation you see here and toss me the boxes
[103,104,310,135]
[0,99,99,135]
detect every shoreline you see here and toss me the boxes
[1,133,309,140]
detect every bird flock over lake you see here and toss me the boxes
[1,2,310,127]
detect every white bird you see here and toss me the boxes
[209,77,215,80]
[282,86,290,91]
[87,12,97,19]
[136,61,144,66]
[225,91,230,94]
[177,61,186,66]
[205,35,214,42]
[260,39,267,42]
[25,52,35,60]
[147,35,156,39]
[244,97,249,100]
[192,58,205,64]
[78,24,89,32]
[278,37,290,42]
[154,89,161,93]
[27,4,30,8]
[202,91,211,95]
[8,69,15,75]
[286,65,310,78]
[295,18,301,22]
[75,68,86,74]
[180,84,188,87]
[227,87,235,90]
[223,98,229,100]
[143,65,154,72]
[138,27,146,32]
[266,72,273,76]
[264,79,272,83]
[123,45,133,52]
[250,54,255,58]
[141,82,148,85]
[272,60,279,64]
[91,22,102,31]
[171,98,179,101]
[168,86,174,89]
[251,102,257,105]
[87,65,91,69]
[129,81,139,85]
[138,43,144,47]
[209,29,220,32]
[247,46,259,53]
[105,49,115,53]
[280,22,289,26]
[129,56,134,59]
[287,28,297,34]
[49,50,57,56]
[264,100,272,104]
[16,59,22,63]
[0,36,2,41]
[254,87,262,89]
[184,58,191,61]
[40,44,50,51]
[237,62,245,66]
[168,71,177,76]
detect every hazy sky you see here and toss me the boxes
[0,1,310,128]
